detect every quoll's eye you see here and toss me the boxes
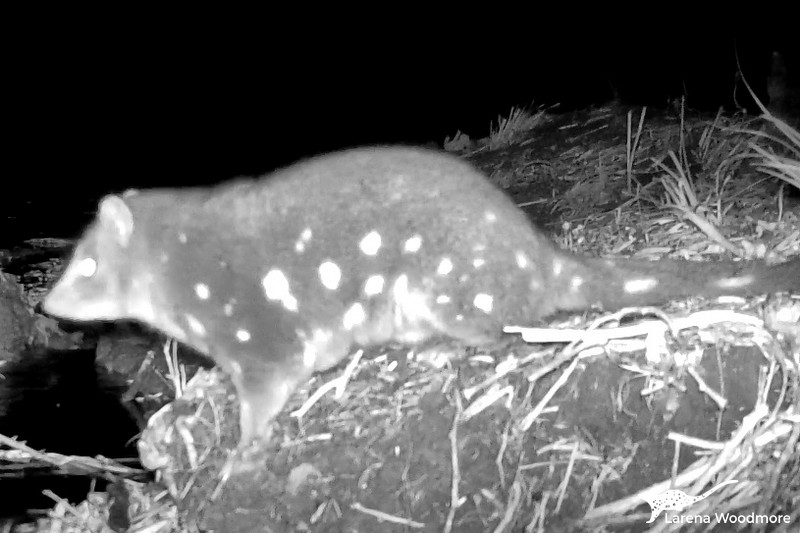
[76,257,98,278]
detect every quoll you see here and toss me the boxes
[43,146,800,447]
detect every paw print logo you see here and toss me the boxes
[642,480,738,523]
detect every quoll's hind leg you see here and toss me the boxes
[227,356,312,448]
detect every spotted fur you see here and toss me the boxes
[43,147,800,446]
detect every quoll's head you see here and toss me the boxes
[44,194,143,322]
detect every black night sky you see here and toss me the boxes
[3,20,796,244]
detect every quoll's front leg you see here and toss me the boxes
[227,355,312,448]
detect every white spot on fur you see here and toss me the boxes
[473,258,486,269]
[484,211,497,223]
[516,251,529,269]
[716,275,753,289]
[359,231,382,256]
[302,342,317,367]
[403,235,422,253]
[392,274,439,339]
[295,229,313,253]
[178,233,187,244]
[296,328,332,368]
[552,259,564,276]
[437,258,454,275]
[262,269,299,312]
[312,329,333,344]
[223,300,235,317]
[76,257,97,277]
[570,276,584,291]
[473,244,486,252]
[343,303,366,330]
[624,278,658,294]
[393,274,410,299]
[364,275,385,296]
[319,261,342,290]
[456,314,464,321]
[185,314,206,336]
[236,329,251,342]
[436,295,451,304]
[473,293,493,313]
[195,283,210,300]
[307,329,333,360]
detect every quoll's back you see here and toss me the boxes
[43,146,800,447]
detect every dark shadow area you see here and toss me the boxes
[0,347,142,521]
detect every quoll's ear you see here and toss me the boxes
[98,195,135,246]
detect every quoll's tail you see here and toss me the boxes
[556,256,800,312]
